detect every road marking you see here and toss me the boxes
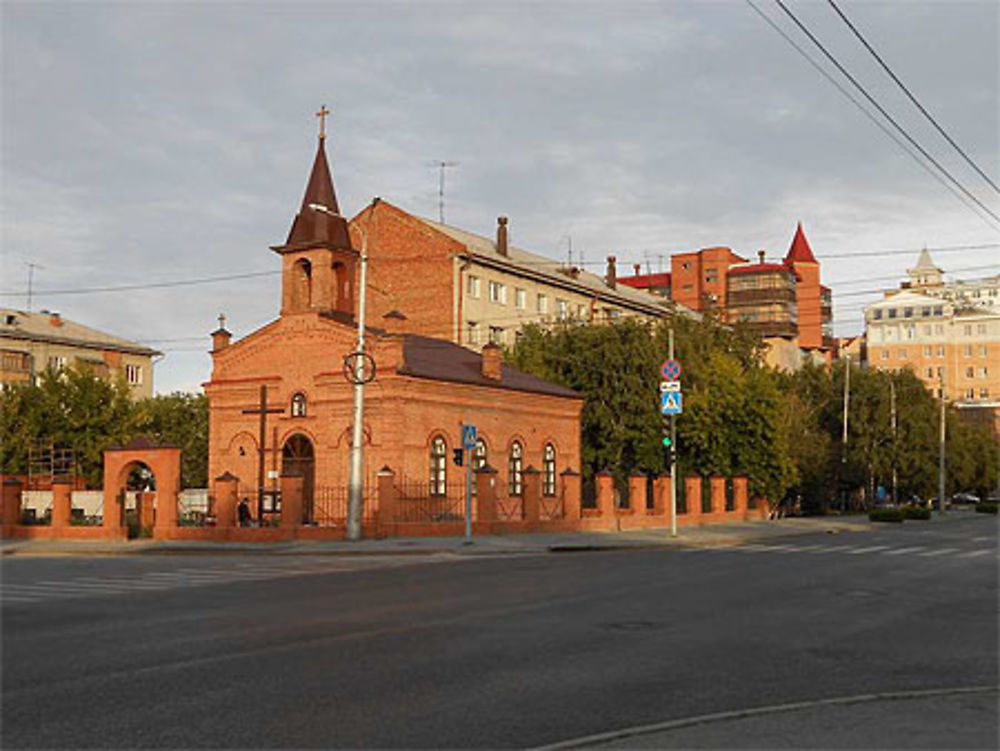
[972,536,994,543]
[958,549,995,559]
[882,547,926,556]
[847,546,891,554]
[918,548,961,557]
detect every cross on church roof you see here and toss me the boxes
[316,105,330,140]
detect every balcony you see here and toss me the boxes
[738,320,798,339]
[727,287,796,305]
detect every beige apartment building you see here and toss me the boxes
[0,308,159,397]
[864,252,1000,411]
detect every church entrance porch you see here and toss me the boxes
[282,434,315,523]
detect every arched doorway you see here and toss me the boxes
[282,434,315,523]
[102,440,181,537]
[123,461,156,538]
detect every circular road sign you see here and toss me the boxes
[661,359,682,381]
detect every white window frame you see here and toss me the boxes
[467,275,481,299]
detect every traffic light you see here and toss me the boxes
[662,435,672,447]
[452,448,464,466]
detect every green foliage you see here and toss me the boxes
[902,505,931,520]
[975,502,998,515]
[869,507,904,523]
[0,367,208,489]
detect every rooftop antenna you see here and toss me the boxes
[25,262,44,312]
[433,160,459,224]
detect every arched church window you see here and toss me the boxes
[291,392,307,417]
[429,436,447,496]
[509,441,523,497]
[473,438,488,471]
[543,443,556,496]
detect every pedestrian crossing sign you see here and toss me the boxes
[661,391,682,415]
[462,423,478,450]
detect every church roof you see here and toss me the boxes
[784,222,818,264]
[398,334,581,400]
[910,248,941,272]
[280,137,353,250]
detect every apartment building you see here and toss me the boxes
[0,308,159,397]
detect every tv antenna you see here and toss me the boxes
[432,160,459,224]
[25,262,44,312]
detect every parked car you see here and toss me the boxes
[951,492,980,504]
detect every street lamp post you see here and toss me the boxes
[310,198,380,540]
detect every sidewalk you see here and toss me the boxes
[3,508,986,558]
[0,514,888,558]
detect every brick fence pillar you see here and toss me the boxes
[628,474,645,513]
[733,476,748,518]
[476,465,498,523]
[137,491,155,530]
[280,473,304,528]
[685,476,701,524]
[2,477,23,529]
[377,466,397,525]
[522,466,541,524]
[710,476,726,515]
[596,471,615,519]
[653,475,669,517]
[52,479,72,531]
[560,469,581,521]
[213,472,239,528]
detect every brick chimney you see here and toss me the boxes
[496,216,509,257]
[633,263,641,275]
[211,313,231,352]
[481,342,502,381]
[758,250,766,264]
[606,256,617,289]
[49,312,62,327]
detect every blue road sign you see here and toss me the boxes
[661,391,683,415]
[661,359,682,381]
[462,423,478,450]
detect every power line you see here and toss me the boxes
[770,0,1000,226]
[744,0,1000,232]
[0,270,279,298]
[826,0,1000,196]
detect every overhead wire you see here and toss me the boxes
[826,0,1000,196]
[769,0,1000,226]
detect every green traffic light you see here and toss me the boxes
[662,436,672,447]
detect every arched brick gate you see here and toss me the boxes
[102,438,181,535]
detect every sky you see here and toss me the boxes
[2,0,998,395]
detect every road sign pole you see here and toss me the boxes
[465,447,473,544]
[668,329,677,538]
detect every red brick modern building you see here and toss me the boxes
[204,133,584,521]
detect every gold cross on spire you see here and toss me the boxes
[315,105,330,140]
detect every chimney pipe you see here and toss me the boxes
[481,342,502,380]
[757,250,766,264]
[633,263,641,276]
[496,216,509,257]
[606,256,617,289]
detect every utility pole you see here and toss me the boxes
[25,262,44,312]
[842,355,851,509]
[938,368,947,515]
[346,198,381,540]
[890,377,897,505]
[435,161,459,224]
[669,328,677,537]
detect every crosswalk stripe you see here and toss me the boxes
[958,549,994,558]
[882,547,926,556]
[918,548,960,557]
[848,546,891,554]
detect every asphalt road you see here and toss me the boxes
[2,515,997,749]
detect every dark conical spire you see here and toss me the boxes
[785,222,817,264]
[282,136,352,249]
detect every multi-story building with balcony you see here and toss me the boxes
[0,308,159,397]
[864,250,1000,435]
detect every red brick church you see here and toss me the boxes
[204,128,583,524]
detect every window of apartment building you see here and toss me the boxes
[921,307,931,317]
[880,350,889,360]
[47,355,67,371]
[933,306,943,316]
[906,325,915,339]
[429,436,447,496]
[963,345,972,356]
[466,321,479,345]
[979,345,988,356]
[705,268,718,283]
[489,326,504,345]
[489,281,506,304]
[925,367,934,378]
[922,325,932,336]
[965,366,974,378]
[536,294,548,314]
[899,349,907,360]
[514,288,526,309]
[576,304,586,319]
[980,367,989,378]
[978,324,987,334]
[467,275,481,298]
[556,299,569,320]
[681,261,691,271]
[923,346,932,356]
[964,324,972,336]
[965,388,976,399]
[126,364,143,386]
[872,309,882,320]
[981,388,990,399]
[937,366,944,377]
[904,307,913,318]
[888,308,897,319]
[934,324,944,335]
[606,308,621,321]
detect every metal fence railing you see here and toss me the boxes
[394,481,465,523]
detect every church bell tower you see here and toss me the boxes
[270,106,358,319]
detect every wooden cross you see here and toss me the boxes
[242,384,285,523]
[316,105,330,139]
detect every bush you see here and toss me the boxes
[869,507,905,523]
[975,502,998,515]
[902,506,931,520]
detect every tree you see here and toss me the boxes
[134,393,209,488]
